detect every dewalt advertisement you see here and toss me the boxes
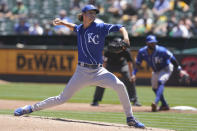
[0,49,151,78]
[0,49,78,76]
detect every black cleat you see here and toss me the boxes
[91,101,99,106]
[159,105,170,111]
[133,102,142,107]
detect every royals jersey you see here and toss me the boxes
[74,22,123,64]
[136,45,173,72]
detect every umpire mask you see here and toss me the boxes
[107,38,123,53]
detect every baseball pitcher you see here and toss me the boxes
[14,4,145,128]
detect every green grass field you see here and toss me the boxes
[0,83,197,131]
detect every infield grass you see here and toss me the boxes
[0,82,197,131]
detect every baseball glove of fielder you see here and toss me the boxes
[179,70,191,85]
[108,38,130,53]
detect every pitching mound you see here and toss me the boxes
[1,100,195,131]
[0,115,174,131]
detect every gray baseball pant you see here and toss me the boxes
[32,65,133,117]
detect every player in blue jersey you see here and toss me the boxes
[132,35,187,112]
[14,5,145,128]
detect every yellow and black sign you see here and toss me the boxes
[0,49,78,76]
[0,49,151,78]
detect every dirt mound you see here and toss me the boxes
[0,100,195,131]
[0,115,174,131]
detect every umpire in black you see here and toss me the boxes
[91,38,141,106]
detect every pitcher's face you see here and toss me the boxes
[84,10,96,22]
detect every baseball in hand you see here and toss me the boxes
[53,18,61,26]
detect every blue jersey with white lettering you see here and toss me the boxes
[136,45,173,72]
[74,22,123,64]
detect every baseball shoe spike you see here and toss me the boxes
[14,105,33,116]
[127,116,145,128]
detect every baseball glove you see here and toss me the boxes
[179,70,191,85]
[108,38,130,53]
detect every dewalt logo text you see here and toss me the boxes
[17,53,74,72]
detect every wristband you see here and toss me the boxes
[177,66,182,72]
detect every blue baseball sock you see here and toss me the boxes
[153,81,165,105]
[160,94,168,106]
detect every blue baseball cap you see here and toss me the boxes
[82,4,99,14]
[146,35,158,43]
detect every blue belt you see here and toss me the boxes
[78,62,102,69]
